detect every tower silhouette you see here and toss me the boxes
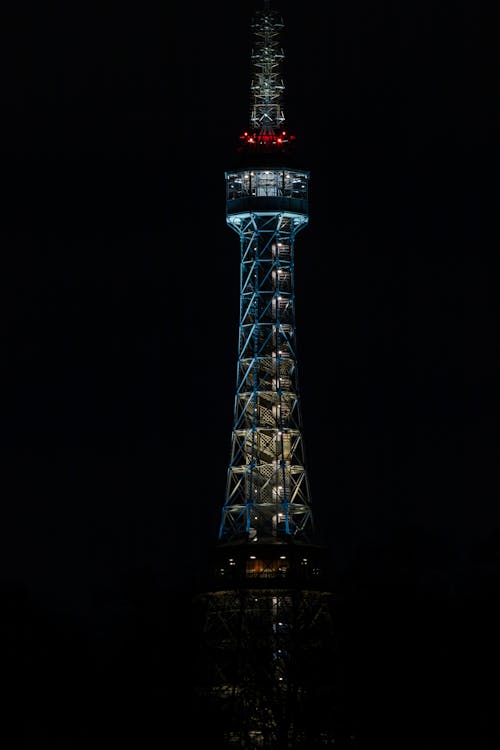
[192,3,355,747]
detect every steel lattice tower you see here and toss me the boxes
[193,3,356,747]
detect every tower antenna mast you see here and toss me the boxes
[244,0,289,147]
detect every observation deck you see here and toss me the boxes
[225,168,309,225]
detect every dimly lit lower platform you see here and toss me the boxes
[206,539,332,591]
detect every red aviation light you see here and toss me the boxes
[239,130,296,147]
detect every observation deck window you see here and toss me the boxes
[226,170,308,201]
[246,557,289,578]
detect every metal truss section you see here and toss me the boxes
[193,585,344,748]
[250,5,286,134]
[219,169,313,544]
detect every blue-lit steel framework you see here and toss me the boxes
[193,4,357,747]
[219,169,313,544]
[218,0,313,546]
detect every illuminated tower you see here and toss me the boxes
[193,3,355,747]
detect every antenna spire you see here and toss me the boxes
[239,2,295,152]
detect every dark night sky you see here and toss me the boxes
[2,1,499,747]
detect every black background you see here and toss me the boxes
[2,1,499,747]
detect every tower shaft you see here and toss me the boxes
[194,159,344,749]
[219,168,312,545]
